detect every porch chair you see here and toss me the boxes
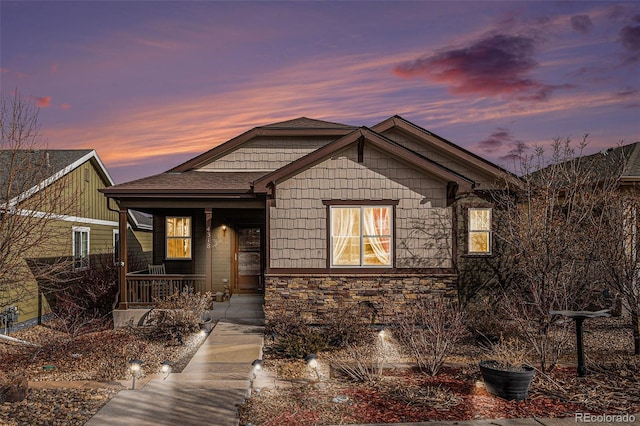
[148,264,170,301]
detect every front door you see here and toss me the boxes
[235,227,262,293]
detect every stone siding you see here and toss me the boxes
[264,274,458,324]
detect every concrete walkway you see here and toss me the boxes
[86,294,265,426]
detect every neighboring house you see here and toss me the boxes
[102,115,513,323]
[0,149,151,326]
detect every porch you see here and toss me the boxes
[112,204,266,310]
[124,270,206,306]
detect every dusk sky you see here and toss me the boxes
[2,1,639,183]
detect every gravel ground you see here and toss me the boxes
[1,315,636,425]
[240,315,640,425]
[0,322,207,425]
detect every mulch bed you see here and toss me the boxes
[240,316,640,425]
[240,367,597,425]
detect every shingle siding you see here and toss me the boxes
[199,136,336,171]
[383,129,497,187]
[270,145,452,269]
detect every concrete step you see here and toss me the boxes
[211,322,265,335]
[212,309,264,319]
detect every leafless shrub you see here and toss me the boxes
[143,291,213,344]
[265,301,327,358]
[333,330,389,384]
[321,302,376,348]
[480,335,531,370]
[393,298,466,376]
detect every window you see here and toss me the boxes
[113,230,120,264]
[468,208,492,254]
[330,206,392,267]
[73,226,90,270]
[166,217,191,259]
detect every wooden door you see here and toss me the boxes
[235,227,262,292]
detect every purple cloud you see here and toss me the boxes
[393,34,557,101]
[619,16,640,63]
[477,127,518,154]
[571,15,593,34]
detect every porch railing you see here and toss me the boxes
[125,272,206,306]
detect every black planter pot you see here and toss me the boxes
[479,360,535,401]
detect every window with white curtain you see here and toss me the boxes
[166,217,192,259]
[330,206,392,267]
[468,208,492,254]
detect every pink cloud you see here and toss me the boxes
[35,96,52,107]
[393,34,561,101]
[50,63,59,73]
[60,103,71,110]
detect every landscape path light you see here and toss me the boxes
[305,353,320,381]
[128,359,143,390]
[161,361,173,379]
[250,359,263,396]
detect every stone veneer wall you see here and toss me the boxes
[264,274,458,324]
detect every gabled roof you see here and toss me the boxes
[252,127,475,194]
[169,117,356,173]
[0,149,114,206]
[372,115,514,182]
[261,117,356,130]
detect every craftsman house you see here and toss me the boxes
[102,115,513,322]
[0,149,152,326]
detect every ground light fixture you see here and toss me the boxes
[251,359,263,390]
[305,353,318,369]
[251,358,263,372]
[129,359,143,390]
[161,361,173,379]
[305,353,320,381]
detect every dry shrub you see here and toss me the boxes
[394,298,466,376]
[321,302,376,348]
[266,301,377,359]
[143,291,212,344]
[266,301,327,358]
[43,253,119,337]
[465,298,518,344]
[332,332,390,383]
[481,336,531,369]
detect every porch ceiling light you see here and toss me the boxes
[222,225,227,235]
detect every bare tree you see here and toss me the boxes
[0,92,78,309]
[492,137,622,372]
[600,191,640,355]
